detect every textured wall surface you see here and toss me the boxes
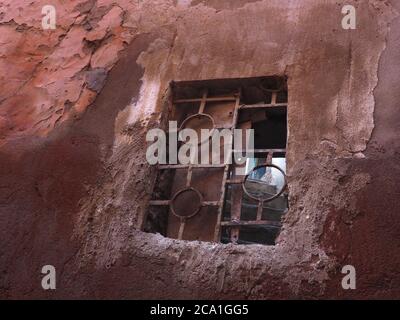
[0,0,399,299]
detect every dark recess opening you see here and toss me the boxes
[145,76,288,245]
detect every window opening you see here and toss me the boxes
[145,76,288,245]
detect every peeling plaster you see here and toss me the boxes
[0,0,399,299]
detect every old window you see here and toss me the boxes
[145,76,288,245]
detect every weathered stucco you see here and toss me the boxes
[0,0,399,299]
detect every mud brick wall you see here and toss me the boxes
[0,0,399,299]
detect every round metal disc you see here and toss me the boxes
[170,187,203,219]
[178,113,216,145]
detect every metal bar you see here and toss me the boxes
[232,149,286,154]
[225,199,288,212]
[186,166,193,187]
[240,103,287,109]
[214,90,241,242]
[149,200,219,207]
[221,220,282,227]
[241,180,278,194]
[256,201,264,221]
[226,179,243,185]
[178,219,186,240]
[159,164,226,170]
[198,90,208,114]
[216,125,235,130]
[174,96,237,104]
[230,184,243,244]
[271,91,278,105]
[149,200,170,206]
[221,237,279,245]
[213,164,230,242]
[266,152,273,165]
[186,140,199,186]
[202,201,220,206]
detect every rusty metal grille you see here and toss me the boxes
[148,78,288,244]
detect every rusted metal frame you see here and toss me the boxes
[150,89,236,241]
[186,166,193,187]
[213,164,230,242]
[183,90,208,191]
[266,151,273,165]
[240,103,287,109]
[221,220,282,227]
[229,110,245,243]
[149,200,170,206]
[204,201,219,206]
[254,152,273,222]
[229,90,243,243]
[178,90,209,240]
[226,178,243,185]
[216,125,235,130]
[271,91,278,105]
[178,219,186,240]
[225,199,288,212]
[198,89,208,114]
[185,146,198,187]
[232,148,286,154]
[230,184,242,243]
[213,90,241,242]
[174,96,237,104]
[256,201,264,221]
[158,164,226,170]
[149,200,219,206]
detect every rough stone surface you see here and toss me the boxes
[0,0,399,299]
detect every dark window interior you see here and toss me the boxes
[145,76,288,245]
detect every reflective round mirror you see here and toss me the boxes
[242,164,287,202]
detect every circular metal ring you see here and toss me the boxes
[170,187,203,219]
[178,113,216,146]
[242,164,287,203]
